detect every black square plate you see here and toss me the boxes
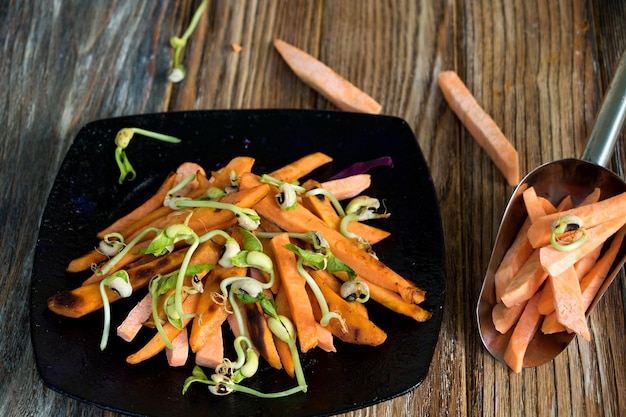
[30,109,445,417]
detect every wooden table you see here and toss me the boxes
[2,1,626,416]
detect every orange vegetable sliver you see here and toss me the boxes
[438,70,519,186]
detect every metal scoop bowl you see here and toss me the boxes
[477,50,626,368]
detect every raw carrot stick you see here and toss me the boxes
[542,223,626,334]
[437,70,519,186]
[273,39,382,114]
[549,266,589,340]
[536,189,602,314]
[500,250,549,308]
[166,327,189,367]
[537,244,601,315]
[527,191,626,248]
[492,301,527,334]
[268,152,333,183]
[126,292,200,364]
[578,225,626,308]
[270,233,319,353]
[523,187,549,222]
[494,218,534,302]
[320,174,372,201]
[195,326,224,368]
[495,192,559,302]
[503,292,543,373]
[117,292,153,342]
[539,214,626,277]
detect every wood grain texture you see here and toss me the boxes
[1,0,625,416]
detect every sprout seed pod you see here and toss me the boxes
[231,279,264,299]
[276,182,298,209]
[245,250,273,273]
[340,280,370,303]
[109,276,133,298]
[209,374,233,396]
[219,239,241,268]
[267,315,296,343]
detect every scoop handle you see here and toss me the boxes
[581,50,626,168]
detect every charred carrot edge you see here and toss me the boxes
[244,301,283,370]
[273,39,382,114]
[309,269,387,346]
[48,240,221,318]
[438,70,519,186]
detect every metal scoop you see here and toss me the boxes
[477,50,626,368]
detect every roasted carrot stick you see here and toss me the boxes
[273,39,382,114]
[301,180,390,245]
[97,162,209,239]
[268,152,333,183]
[48,240,221,318]
[244,300,283,370]
[272,288,297,377]
[438,70,519,186]
[270,233,319,353]
[331,270,431,322]
[309,269,387,346]
[208,156,255,189]
[124,183,269,242]
[242,173,426,305]
[189,266,240,353]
